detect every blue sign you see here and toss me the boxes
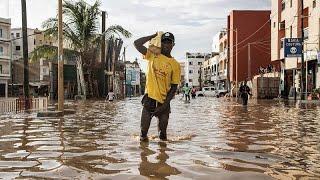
[317,52,320,65]
[284,38,303,58]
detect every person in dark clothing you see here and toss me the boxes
[239,81,252,105]
[191,87,196,99]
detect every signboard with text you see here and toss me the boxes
[284,38,302,58]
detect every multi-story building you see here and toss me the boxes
[271,0,320,98]
[228,10,272,85]
[203,53,219,86]
[11,28,55,60]
[185,52,211,87]
[0,17,11,97]
[125,60,141,97]
[179,62,185,86]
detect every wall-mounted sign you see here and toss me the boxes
[284,38,302,58]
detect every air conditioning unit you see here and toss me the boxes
[279,22,285,30]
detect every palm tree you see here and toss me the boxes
[32,0,131,98]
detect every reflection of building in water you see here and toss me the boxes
[139,142,181,179]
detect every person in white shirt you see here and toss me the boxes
[107,91,115,102]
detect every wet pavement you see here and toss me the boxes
[0,97,320,179]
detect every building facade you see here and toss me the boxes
[125,60,141,97]
[228,10,272,85]
[0,17,11,97]
[179,62,185,86]
[185,52,211,87]
[11,28,55,60]
[271,0,320,98]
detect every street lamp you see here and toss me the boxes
[223,28,238,98]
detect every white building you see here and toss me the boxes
[271,0,320,98]
[0,17,11,97]
[185,52,211,87]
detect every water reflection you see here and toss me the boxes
[0,98,320,179]
[139,141,181,179]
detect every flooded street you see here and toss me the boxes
[0,97,320,179]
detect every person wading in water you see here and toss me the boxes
[134,32,181,141]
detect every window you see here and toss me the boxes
[189,62,193,65]
[16,33,20,38]
[303,28,309,40]
[273,22,276,28]
[290,0,292,7]
[189,79,193,82]
[290,26,292,37]
[16,46,21,51]
[40,40,43,44]
[281,1,286,11]
[0,65,2,74]
[280,38,284,49]
[0,46,3,55]
[313,0,316,8]
[189,70,193,74]
[0,29,2,38]
[279,21,285,30]
[198,62,202,65]
[11,33,14,38]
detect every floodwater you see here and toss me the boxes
[0,97,320,179]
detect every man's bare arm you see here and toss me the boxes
[134,34,157,55]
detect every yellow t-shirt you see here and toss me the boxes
[143,50,181,103]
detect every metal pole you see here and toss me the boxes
[235,28,238,98]
[58,0,64,111]
[248,43,251,79]
[300,0,305,100]
[21,0,30,109]
[101,11,106,97]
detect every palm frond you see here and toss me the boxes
[103,25,132,39]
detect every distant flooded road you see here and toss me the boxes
[0,97,320,179]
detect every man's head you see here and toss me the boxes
[161,32,175,55]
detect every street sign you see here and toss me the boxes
[284,38,302,58]
[317,52,320,65]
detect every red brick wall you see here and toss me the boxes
[229,10,271,82]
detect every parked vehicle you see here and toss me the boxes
[197,86,228,97]
[196,87,216,97]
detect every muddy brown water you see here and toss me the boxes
[0,97,319,179]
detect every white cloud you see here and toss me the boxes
[0,0,271,63]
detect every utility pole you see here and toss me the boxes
[21,0,29,109]
[248,43,251,79]
[235,28,238,98]
[101,11,106,97]
[58,0,64,111]
[300,0,305,100]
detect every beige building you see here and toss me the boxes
[0,17,11,97]
[271,0,320,98]
[11,28,56,60]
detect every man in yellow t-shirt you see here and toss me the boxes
[134,32,181,141]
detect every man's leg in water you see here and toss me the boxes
[140,106,152,141]
[157,108,170,140]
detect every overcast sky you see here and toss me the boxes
[0,0,270,69]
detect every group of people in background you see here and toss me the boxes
[179,83,197,102]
